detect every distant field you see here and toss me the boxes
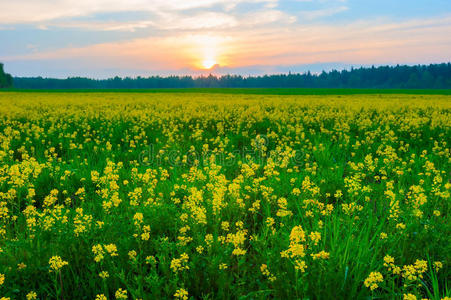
[2,87,451,95]
[0,92,450,299]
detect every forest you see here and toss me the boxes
[0,63,13,88]
[5,63,451,89]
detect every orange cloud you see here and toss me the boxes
[2,15,450,72]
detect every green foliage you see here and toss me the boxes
[3,87,451,95]
[11,63,451,89]
[0,93,449,299]
[0,63,13,88]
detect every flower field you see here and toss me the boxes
[0,92,450,299]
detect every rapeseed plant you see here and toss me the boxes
[0,92,449,299]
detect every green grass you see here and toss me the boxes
[2,87,451,95]
[0,93,449,300]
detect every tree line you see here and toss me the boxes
[0,63,13,88]
[7,63,451,89]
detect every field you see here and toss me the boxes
[0,92,450,299]
[3,88,451,95]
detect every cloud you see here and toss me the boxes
[1,0,450,78]
[0,0,347,34]
[0,0,278,24]
[298,6,348,20]
[44,12,239,32]
[244,10,297,26]
[147,12,239,30]
[226,16,451,65]
[3,14,450,77]
[24,7,295,32]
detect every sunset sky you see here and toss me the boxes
[1,0,450,78]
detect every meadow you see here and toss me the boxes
[0,92,450,300]
[3,88,451,95]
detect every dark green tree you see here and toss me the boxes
[0,63,14,88]
[10,63,451,89]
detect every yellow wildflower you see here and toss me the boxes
[364,271,383,290]
[115,288,127,299]
[174,288,188,300]
[48,256,68,272]
[26,291,37,300]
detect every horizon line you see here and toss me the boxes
[8,62,451,80]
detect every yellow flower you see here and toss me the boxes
[414,260,427,275]
[141,225,151,241]
[403,294,417,300]
[104,244,118,256]
[128,250,137,260]
[48,256,68,272]
[392,266,401,275]
[434,261,443,271]
[92,244,105,262]
[171,253,189,273]
[0,274,4,285]
[260,264,277,282]
[145,256,156,265]
[290,226,306,244]
[311,251,330,260]
[260,264,270,276]
[17,262,27,270]
[115,288,127,299]
[309,231,321,246]
[384,255,395,267]
[232,248,246,256]
[174,288,188,300]
[96,294,107,300]
[99,271,109,279]
[396,223,406,230]
[294,260,307,272]
[221,221,230,231]
[26,291,37,300]
[266,217,275,227]
[205,234,213,246]
[364,271,383,290]
[133,212,143,225]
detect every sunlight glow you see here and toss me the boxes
[183,34,229,70]
[202,59,216,69]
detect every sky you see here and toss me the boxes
[0,0,451,78]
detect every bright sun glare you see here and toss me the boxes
[202,59,216,69]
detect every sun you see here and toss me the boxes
[202,59,216,69]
